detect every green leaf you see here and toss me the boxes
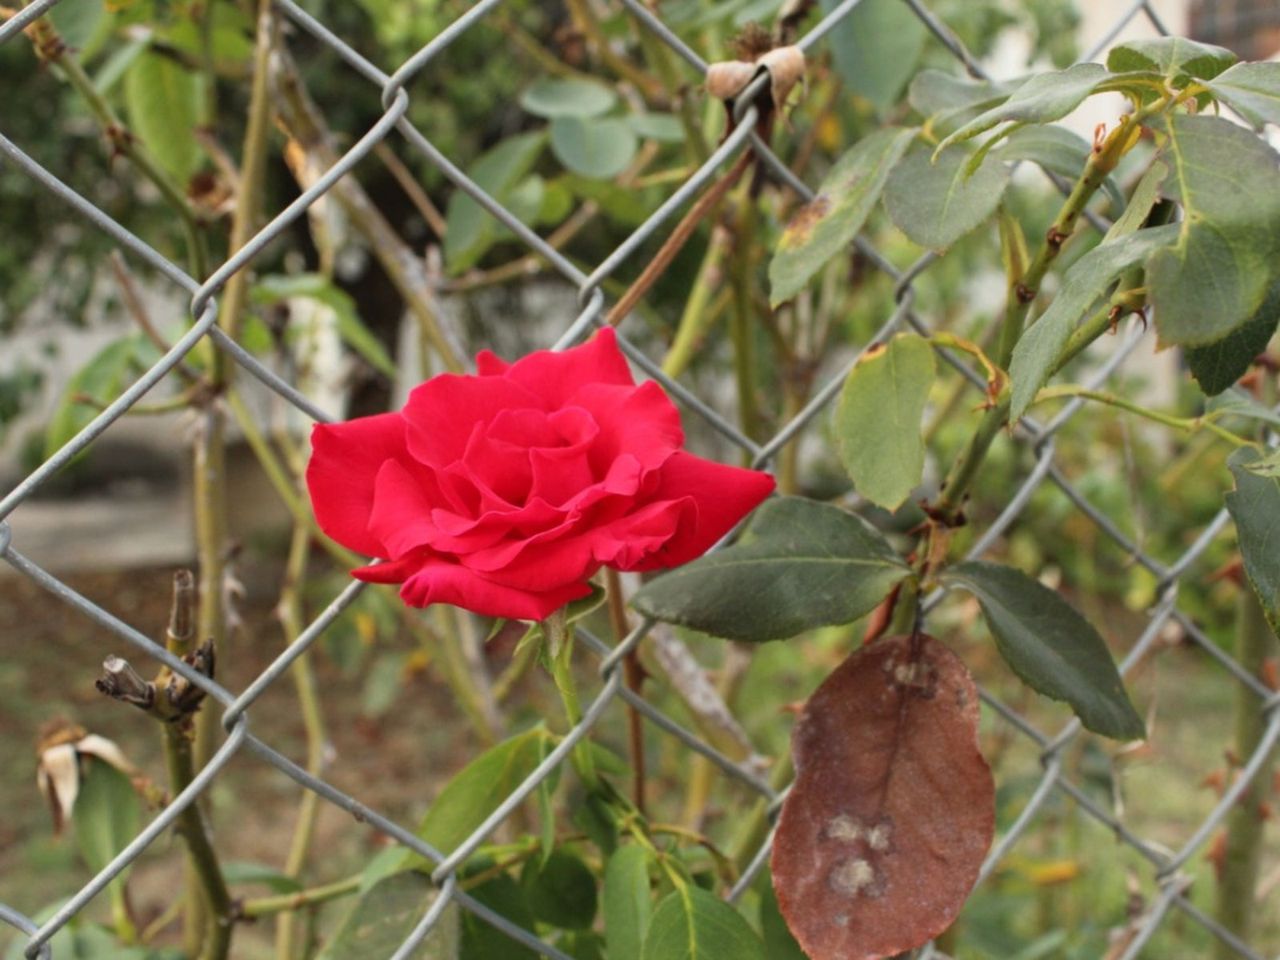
[361,652,407,718]
[564,176,650,225]
[884,141,1010,250]
[1227,447,1280,637]
[603,846,652,960]
[521,78,617,119]
[360,846,412,894]
[252,273,397,379]
[561,931,607,960]
[1239,447,1280,479]
[49,0,104,55]
[642,885,764,960]
[1106,37,1236,83]
[908,70,1014,136]
[942,561,1145,740]
[444,132,547,273]
[768,127,916,305]
[1147,114,1280,347]
[1205,61,1280,130]
[759,874,806,960]
[316,872,457,960]
[73,758,140,878]
[631,497,911,643]
[520,849,598,930]
[935,63,1107,153]
[1240,448,1280,479]
[626,113,685,143]
[1185,282,1280,396]
[573,793,619,858]
[417,726,552,855]
[996,125,1124,211]
[123,51,205,184]
[821,0,926,113]
[1103,160,1169,242]
[1207,391,1280,430]
[221,861,304,894]
[460,866,539,960]
[836,333,935,510]
[93,36,150,95]
[45,334,159,460]
[550,116,638,179]
[1008,223,1180,421]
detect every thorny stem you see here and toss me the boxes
[1215,368,1280,952]
[1214,587,1278,955]
[161,574,232,960]
[16,11,208,278]
[605,569,646,815]
[212,0,277,381]
[190,0,277,793]
[274,522,326,960]
[728,181,762,442]
[932,100,1167,525]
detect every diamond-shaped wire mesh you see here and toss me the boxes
[1,0,1278,958]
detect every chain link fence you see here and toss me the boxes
[1,0,1278,957]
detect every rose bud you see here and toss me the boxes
[306,327,775,621]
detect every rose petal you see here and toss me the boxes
[498,327,635,406]
[367,460,444,559]
[398,557,591,620]
[592,497,693,569]
[404,374,541,467]
[307,414,409,558]
[476,349,510,376]
[622,451,775,571]
[575,380,684,474]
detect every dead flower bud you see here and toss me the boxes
[36,720,138,835]
[96,655,155,710]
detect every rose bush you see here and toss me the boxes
[306,328,775,620]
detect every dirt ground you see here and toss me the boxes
[0,564,479,958]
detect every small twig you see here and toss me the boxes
[373,141,448,238]
[239,874,363,919]
[109,253,201,384]
[606,150,753,326]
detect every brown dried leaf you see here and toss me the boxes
[772,634,994,960]
[704,46,806,117]
[758,46,806,115]
[706,60,757,102]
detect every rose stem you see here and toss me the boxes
[273,521,327,960]
[606,570,647,815]
[727,178,763,442]
[162,572,235,960]
[1215,368,1280,953]
[661,225,733,380]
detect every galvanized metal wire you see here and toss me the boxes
[2,0,1278,958]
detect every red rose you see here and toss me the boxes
[306,328,775,621]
